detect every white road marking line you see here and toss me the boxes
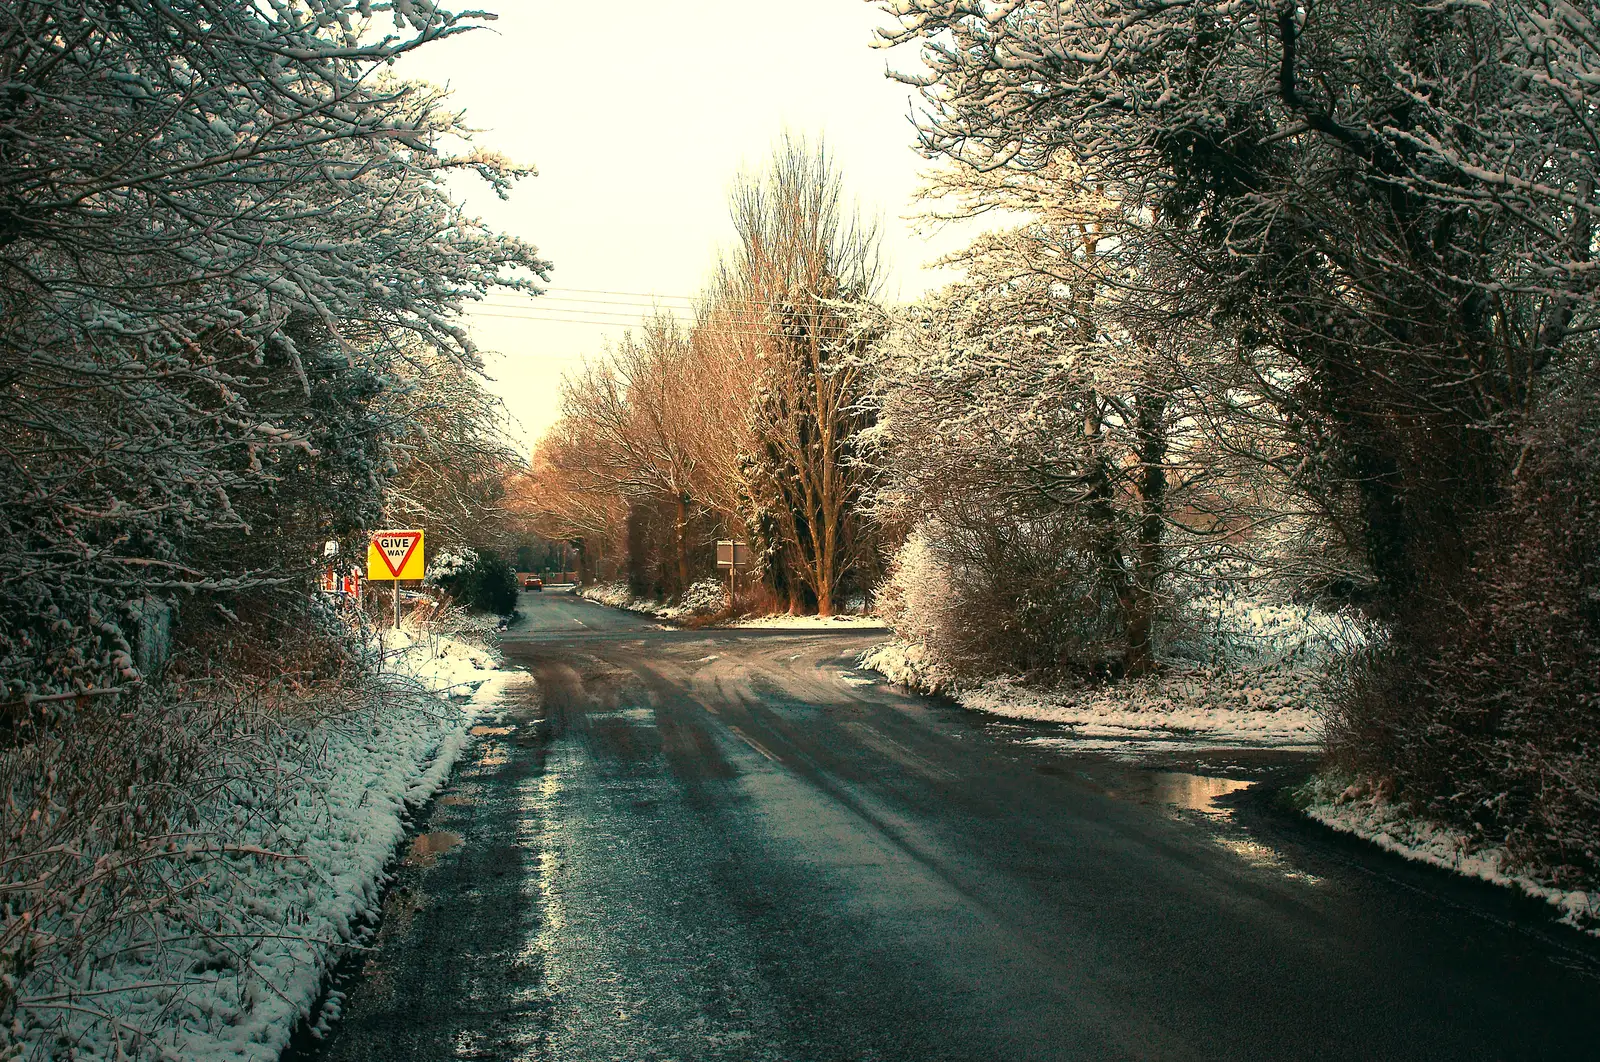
[728,725,778,763]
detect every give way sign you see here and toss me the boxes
[367,529,425,581]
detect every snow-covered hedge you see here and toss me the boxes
[579,578,729,623]
[579,581,649,612]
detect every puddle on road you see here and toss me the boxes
[1092,769,1254,817]
[471,725,515,736]
[439,794,474,807]
[1147,772,1253,816]
[1076,764,1324,884]
[407,831,462,867]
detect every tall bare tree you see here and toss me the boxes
[714,136,885,615]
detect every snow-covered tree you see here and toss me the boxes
[0,1,547,702]
[876,0,1597,609]
[876,0,1600,872]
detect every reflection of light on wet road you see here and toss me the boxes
[1215,836,1325,884]
[508,754,565,1042]
[586,706,654,723]
[1098,770,1251,816]
[1093,769,1325,885]
[1148,772,1253,816]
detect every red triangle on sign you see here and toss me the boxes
[373,531,421,578]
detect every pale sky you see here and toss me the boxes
[398,1,976,452]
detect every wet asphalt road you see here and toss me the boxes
[305,590,1600,1061]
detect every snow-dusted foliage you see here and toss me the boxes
[877,0,1600,889]
[1304,776,1599,936]
[0,4,545,1056]
[0,1,547,704]
[867,232,1300,678]
[426,549,478,584]
[675,577,731,618]
[428,549,518,615]
[877,0,1596,602]
[578,577,730,623]
[1163,587,1371,672]
[579,581,645,612]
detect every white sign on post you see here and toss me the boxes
[717,539,749,608]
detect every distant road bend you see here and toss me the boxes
[307,590,1600,1062]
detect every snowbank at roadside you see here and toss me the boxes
[863,638,1322,748]
[860,590,1362,751]
[579,580,650,612]
[380,625,504,699]
[961,670,1322,748]
[579,580,704,621]
[15,625,524,1061]
[1303,780,1599,935]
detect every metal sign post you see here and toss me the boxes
[716,539,749,608]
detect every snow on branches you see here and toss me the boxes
[0,1,548,701]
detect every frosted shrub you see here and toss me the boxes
[0,681,339,1055]
[678,578,730,617]
[429,549,518,616]
[878,522,1125,684]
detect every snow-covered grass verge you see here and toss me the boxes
[581,579,880,629]
[1302,777,1599,936]
[7,624,523,1061]
[579,580,671,617]
[863,639,1322,749]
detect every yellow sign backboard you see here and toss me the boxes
[367,529,424,581]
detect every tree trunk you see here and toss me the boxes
[675,493,691,594]
[574,537,592,587]
[1124,392,1168,677]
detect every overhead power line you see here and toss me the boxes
[483,294,698,311]
[478,287,862,313]
[466,308,851,341]
[478,295,814,316]
[474,304,689,324]
[524,285,699,302]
